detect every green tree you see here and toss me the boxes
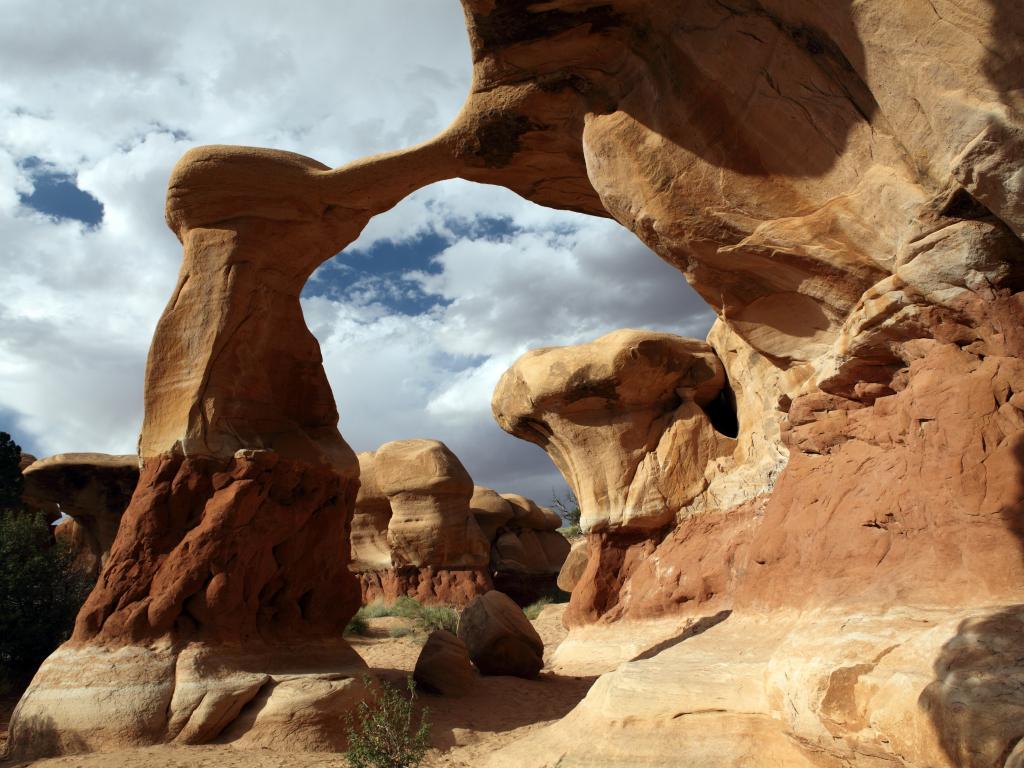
[0,512,92,685]
[0,431,24,511]
[0,433,92,689]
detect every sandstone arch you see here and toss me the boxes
[8,0,1024,764]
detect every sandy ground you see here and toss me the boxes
[1,604,593,768]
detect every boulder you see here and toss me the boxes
[500,493,561,531]
[349,451,393,573]
[556,539,588,593]
[21,452,138,575]
[457,591,544,679]
[413,630,476,696]
[53,517,98,576]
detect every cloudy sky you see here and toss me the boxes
[0,1,715,502]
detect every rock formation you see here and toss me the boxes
[457,590,545,679]
[21,453,139,577]
[413,630,476,696]
[10,0,1024,763]
[351,440,492,606]
[490,492,570,603]
[350,444,569,606]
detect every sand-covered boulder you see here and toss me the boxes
[413,630,476,696]
[21,453,138,576]
[457,591,544,679]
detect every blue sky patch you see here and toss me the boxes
[18,157,104,226]
[304,217,527,316]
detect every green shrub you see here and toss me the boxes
[417,605,459,634]
[345,613,370,636]
[387,627,413,639]
[0,432,23,511]
[353,598,460,636]
[389,596,424,620]
[345,677,430,768]
[0,511,92,682]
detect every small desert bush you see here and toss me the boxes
[352,597,460,636]
[345,677,430,768]
[417,604,459,634]
[388,626,413,639]
[345,613,370,637]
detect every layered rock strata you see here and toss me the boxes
[22,453,139,577]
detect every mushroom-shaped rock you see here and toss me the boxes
[457,590,544,678]
[469,485,515,541]
[413,630,476,696]
[493,329,734,532]
[375,439,489,569]
[557,538,589,593]
[349,451,393,573]
[22,453,139,572]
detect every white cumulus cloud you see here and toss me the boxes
[0,1,716,500]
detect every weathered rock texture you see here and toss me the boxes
[11,0,1024,763]
[21,453,139,577]
[457,590,545,679]
[413,630,476,696]
[494,329,734,534]
[349,445,569,606]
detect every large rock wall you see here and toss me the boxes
[9,0,1023,764]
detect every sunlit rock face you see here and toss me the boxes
[350,440,493,606]
[493,329,733,534]
[466,0,1024,765]
[10,0,1024,764]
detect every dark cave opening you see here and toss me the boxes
[702,382,739,439]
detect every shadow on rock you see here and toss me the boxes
[2,711,89,764]
[920,605,1024,767]
[416,671,597,753]
[630,609,732,662]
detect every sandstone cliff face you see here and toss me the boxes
[10,0,1024,763]
[21,453,139,577]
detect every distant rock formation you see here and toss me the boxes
[350,440,569,606]
[21,453,138,577]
